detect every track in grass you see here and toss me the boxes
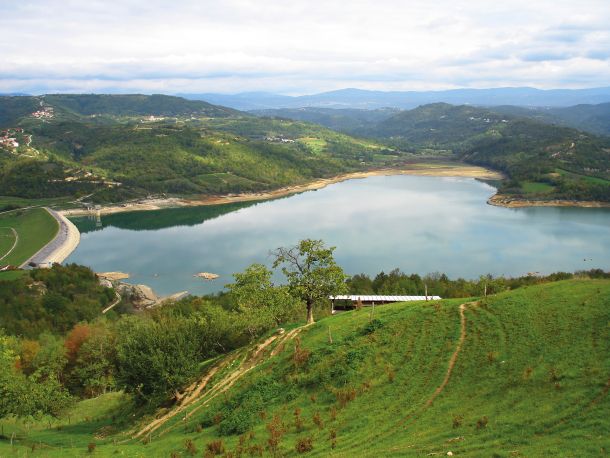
[0,227,18,262]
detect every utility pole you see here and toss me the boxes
[425,283,428,301]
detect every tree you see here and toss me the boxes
[226,264,299,338]
[272,239,347,324]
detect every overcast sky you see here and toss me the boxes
[1,0,609,94]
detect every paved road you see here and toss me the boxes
[21,208,80,268]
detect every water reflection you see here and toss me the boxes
[67,175,610,295]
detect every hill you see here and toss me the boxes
[1,278,608,456]
[181,86,610,110]
[263,103,610,203]
[251,107,399,135]
[492,103,610,137]
[372,103,610,202]
[0,95,397,204]
[0,94,239,128]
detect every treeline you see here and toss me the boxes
[0,263,302,417]
[347,268,610,298]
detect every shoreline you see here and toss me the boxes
[488,194,610,209]
[20,208,80,268]
[61,163,504,217]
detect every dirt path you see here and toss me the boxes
[390,302,472,434]
[425,302,469,407]
[101,291,122,314]
[0,227,18,262]
[132,325,307,440]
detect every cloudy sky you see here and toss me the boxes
[1,0,609,94]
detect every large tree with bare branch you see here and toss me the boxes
[272,239,347,324]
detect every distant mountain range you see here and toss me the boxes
[179,87,610,110]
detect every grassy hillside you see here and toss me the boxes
[2,279,608,456]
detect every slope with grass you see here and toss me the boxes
[0,208,58,266]
[2,279,608,456]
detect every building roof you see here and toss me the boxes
[329,295,441,302]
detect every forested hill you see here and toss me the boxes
[257,103,610,202]
[0,94,239,127]
[0,94,396,204]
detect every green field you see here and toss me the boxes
[556,168,610,185]
[1,279,608,456]
[0,208,58,266]
[0,269,29,281]
[0,227,17,260]
[521,181,555,194]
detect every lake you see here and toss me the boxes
[66,175,610,296]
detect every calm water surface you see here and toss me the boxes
[67,175,610,295]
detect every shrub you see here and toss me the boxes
[362,318,384,335]
[206,439,226,456]
[312,411,324,429]
[293,337,311,368]
[487,351,497,364]
[266,414,286,454]
[386,366,396,383]
[184,439,197,456]
[295,436,314,453]
[476,416,489,429]
[334,386,357,408]
[294,408,303,432]
[329,406,337,421]
[329,429,337,449]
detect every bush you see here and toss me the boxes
[476,416,489,429]
[205,439,225,456]
[295,436,314,453]
[334,386,357,408]
[184,439,197,456]
[362,319,384,335]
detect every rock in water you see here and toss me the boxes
[194,272,219,280]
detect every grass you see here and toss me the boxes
[297,137,328,154]
[521,181,555,194]
[0,208,58,266]
[0,270,28,281]
[0,227,17,260]
[0,195,75,210]
[556,168,610,185]
[1,279,609,456]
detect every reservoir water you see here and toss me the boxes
[67,175,610,295]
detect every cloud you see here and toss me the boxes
[1,0,609,93]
